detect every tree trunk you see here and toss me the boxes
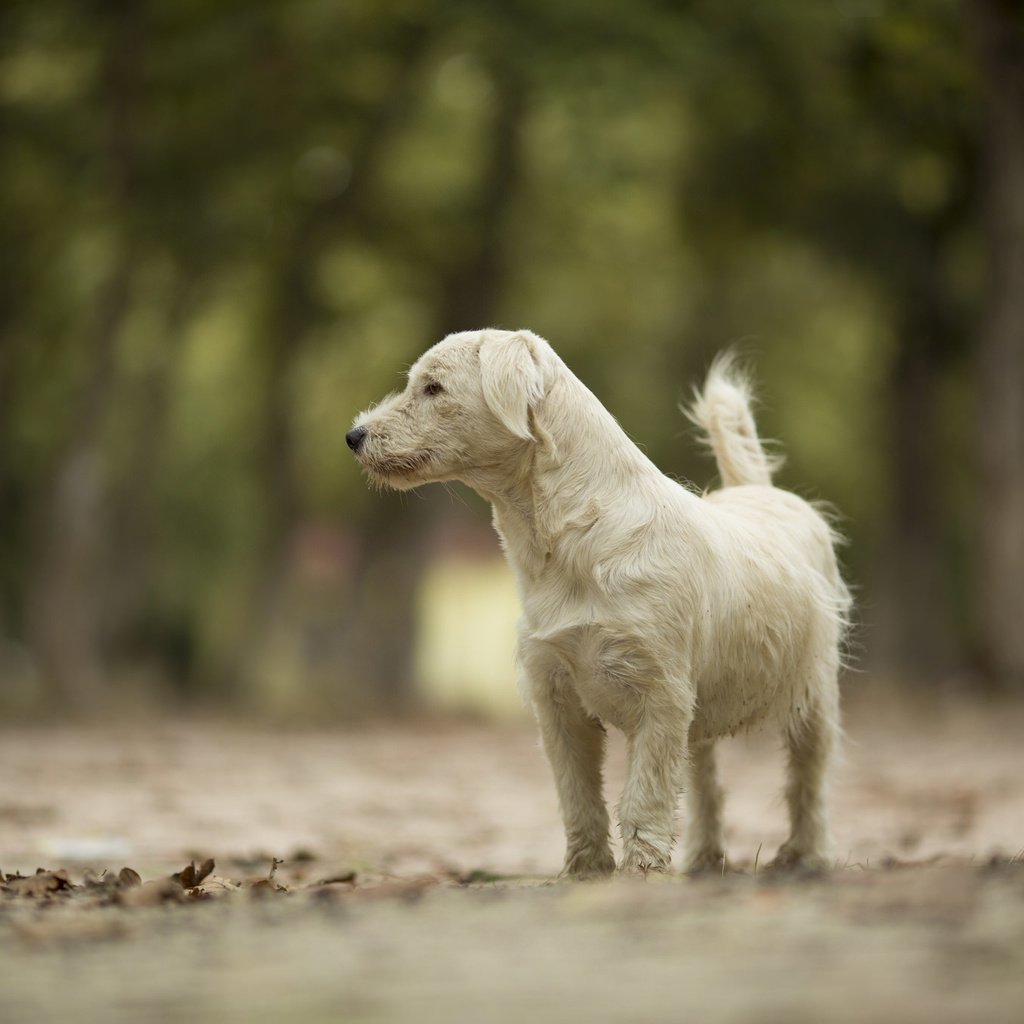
[28,248,136,707]
[27,0,144,708]
[969,0,1024,689]
[436,60,527,332]
[353,59,529,708]
[104,278,196,689]
[875,288,959,681]
[232,23,433,706]
[231,39,528,713]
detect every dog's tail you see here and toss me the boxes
[684,352,781,487]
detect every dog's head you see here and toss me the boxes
[347,329,555,490]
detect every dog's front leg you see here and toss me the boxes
[618,702,691,874]
[527,671,616,879]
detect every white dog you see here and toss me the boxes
[348,329,850,876]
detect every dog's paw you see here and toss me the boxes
[765,841,831,876]
[682,847,728,877]
[562,845,616,880]
[619,833,672,876]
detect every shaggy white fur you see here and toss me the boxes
[349,329,850,876]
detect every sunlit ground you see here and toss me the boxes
[3,551,1022,1024]
[2,685,1021,877]
[0,687,1022,1023]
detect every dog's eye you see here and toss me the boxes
[422,381,444,397]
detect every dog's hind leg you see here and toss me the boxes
[528,672,616,879]
[770,667,840,872]
[681,742,727,874]
[617,700,691,874]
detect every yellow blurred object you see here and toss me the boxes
[416,556,526,718]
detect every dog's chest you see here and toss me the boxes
[522,622,659,733]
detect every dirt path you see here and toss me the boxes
[1,691,1022,1022]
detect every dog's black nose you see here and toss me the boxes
[346,426,367,454]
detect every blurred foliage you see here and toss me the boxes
[0,0,1021,710]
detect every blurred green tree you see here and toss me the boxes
[969,0,1024,688]
[667,1,982,682]
[0,0,1021,711]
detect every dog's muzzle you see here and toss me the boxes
[346,426,367,454]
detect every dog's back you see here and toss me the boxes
[684,356,850,739]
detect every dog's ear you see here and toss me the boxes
[479,330,549,440]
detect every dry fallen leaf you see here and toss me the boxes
[75,866,144,899]
[239,857,289,896]
[118,866,142,888]
[3,869,75,898]
[315,870,358,887]
[193,874,242,895]
[172,858,216,890]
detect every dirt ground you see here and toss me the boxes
[1,687,1022,1023]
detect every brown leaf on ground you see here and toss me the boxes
[77,867,144,898]
[314,870,358,887]
[192,874,242,895]
[239,857,289,896]
[171,858,215,890]
[118,866,142,888]
[3,869,75,898]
